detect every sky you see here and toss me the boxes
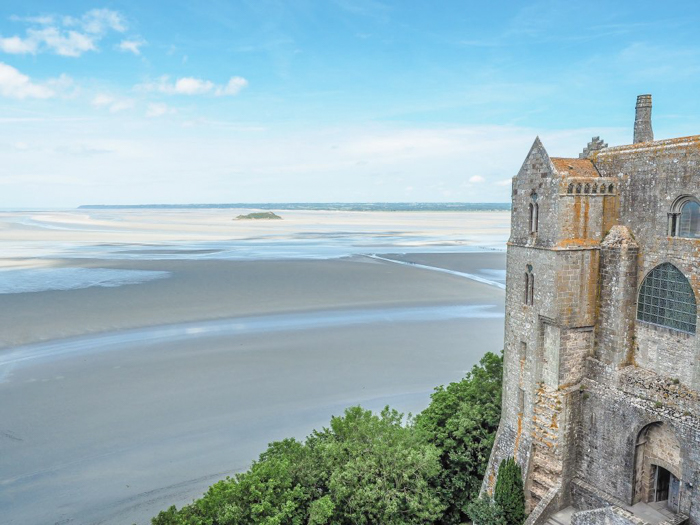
[1,1,700,207]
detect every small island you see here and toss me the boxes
[234,211,282,220]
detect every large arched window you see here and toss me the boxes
[637,263,696,334]
[669,196,700,238]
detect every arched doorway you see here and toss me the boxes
[633,422,682,512]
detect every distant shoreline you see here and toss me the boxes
[77,202,511,212]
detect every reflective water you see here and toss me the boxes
[0,268,171,294]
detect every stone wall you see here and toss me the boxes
[485,108,700,525]
[634,323,697,388]
[595,227,639,368]
[577,372,700,521]
[571,478,628,511]
[618,366,699,420]
[593,137,700,389]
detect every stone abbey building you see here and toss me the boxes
[483,96,700,525]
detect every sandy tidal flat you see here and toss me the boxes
[0,208,509,264]
[0,209,508,525]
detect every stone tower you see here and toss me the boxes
[634,94,653,144]
[483,96,700,525]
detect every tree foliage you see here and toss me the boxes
[493,457,525,525]
[153,352,504,525]
[415,351,503,524]
[466,496,507,525]
[465,457,525,525]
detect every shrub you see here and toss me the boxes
[493,458,525,525]
[466,496,507,525]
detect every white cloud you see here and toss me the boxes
[0,62,57,99]
[28,27,96,57]
[146,103,174,118]
[0,8,125,57]
[139,75,248,96]
[109,100,134,112]
[118,39,145,55]
[468,175,485,183]
[495,178,513,186]
[0,35,38,54]
[10,15,55,25]
[174,77,214,95]
[91,94,134,113]
[1,117,629,206]
[216,76,248,96]
[78,8,127,34]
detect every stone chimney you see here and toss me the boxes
[633,94,653,144]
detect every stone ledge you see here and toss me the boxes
[572,506,651,525]
[572,477,628,511]
[525,484,561,525]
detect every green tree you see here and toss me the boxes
[311,406,444,524]
[493,457,525,525]
[415,351,503,524]
[152,407,444,525]
[152,352,505,525]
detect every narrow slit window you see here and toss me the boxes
[524,273,530,304]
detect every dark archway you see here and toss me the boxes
[633,422,682,511]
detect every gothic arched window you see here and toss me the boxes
[528,194,538,233]
[669,196,700,238]
[637,263,696,334]
[679,201,700,238]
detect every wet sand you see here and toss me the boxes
[0,253,505,525]
[0,254,504,349]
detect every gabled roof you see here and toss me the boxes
[550,157,600,178]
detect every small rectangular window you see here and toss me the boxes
[518,387,525,414]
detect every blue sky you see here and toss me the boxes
[1,1,699,207]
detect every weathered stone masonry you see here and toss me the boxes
[483,95,700,525]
